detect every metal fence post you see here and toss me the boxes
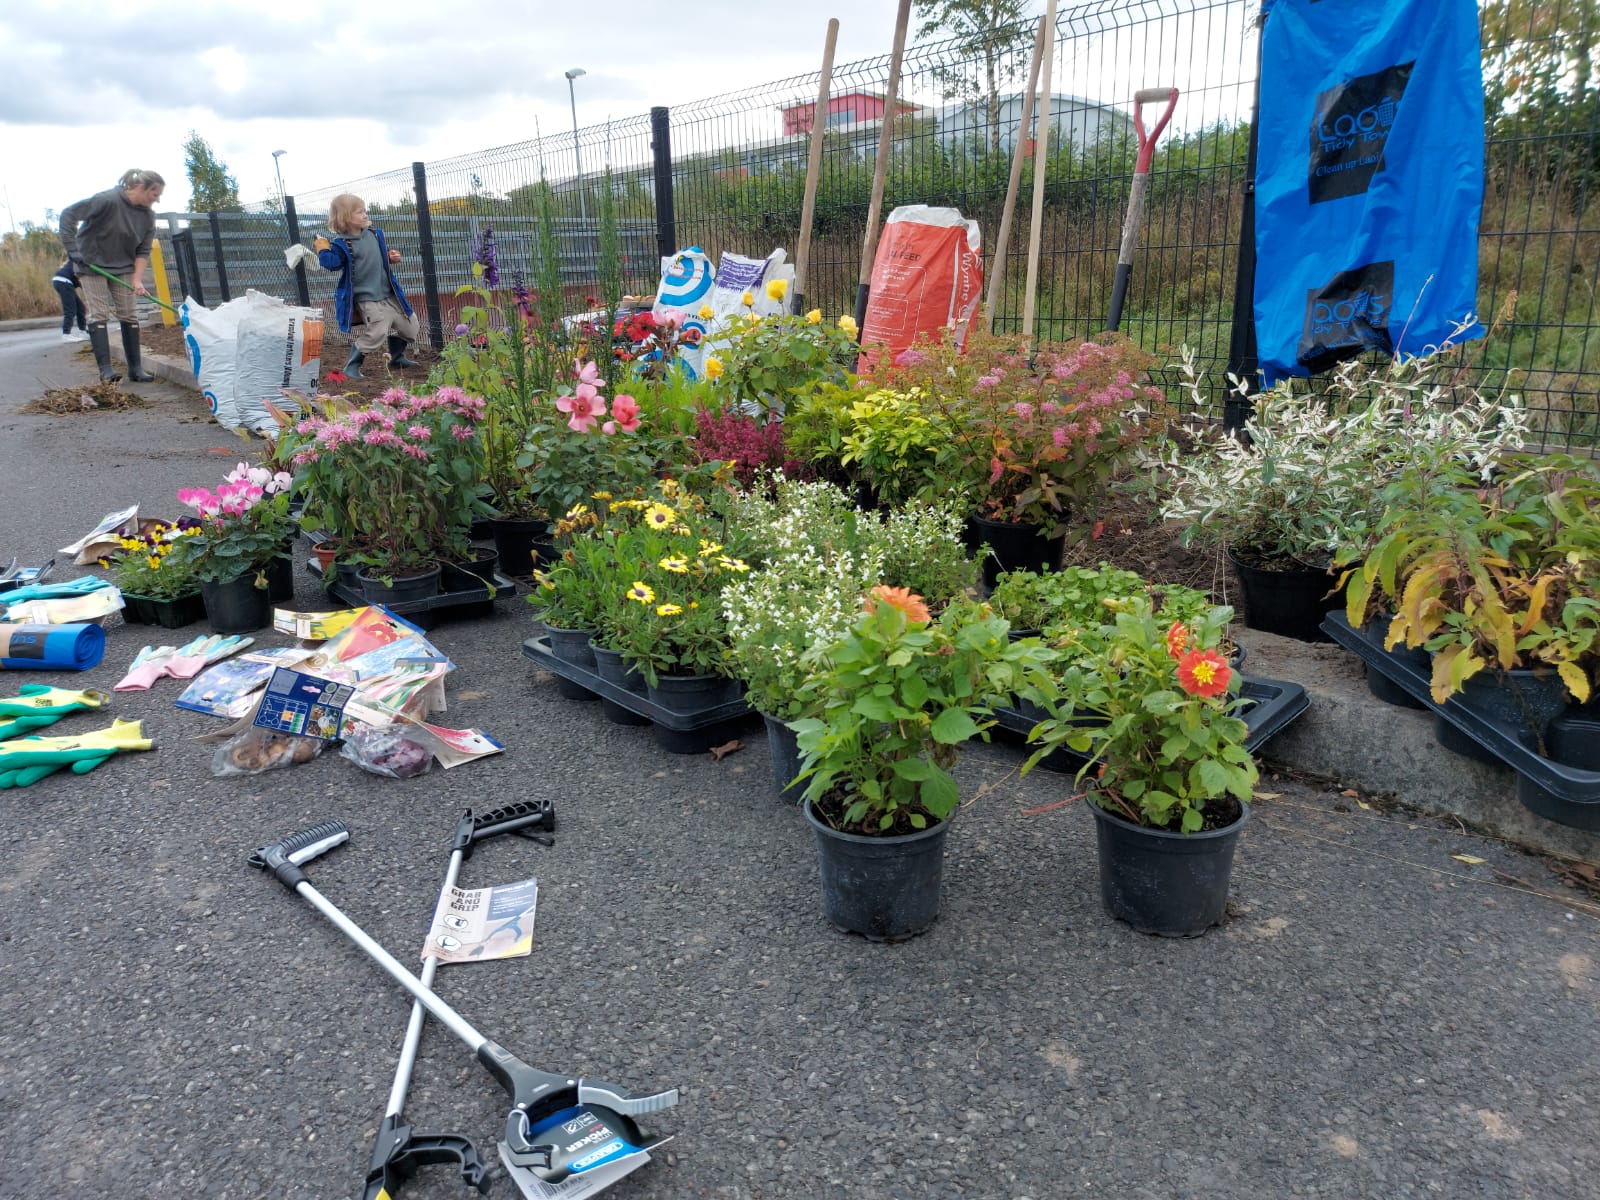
[176,228,205,306]
[283,196,312,307]
[650,106,676,259]
[1222,10,1266,433]
[412,161,446,350]
[208,210,231,302]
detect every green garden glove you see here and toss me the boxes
[0,685,111,740]
[0,719,153,788]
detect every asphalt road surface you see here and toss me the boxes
[1,330,1597,1199]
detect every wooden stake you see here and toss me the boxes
[794,18,840,315]
[853,0,914,333]
[1021,0,1058,348]
[984,13,1050,334]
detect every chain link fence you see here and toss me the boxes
[154,0,1598,446]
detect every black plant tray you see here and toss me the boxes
[1323,611,1600,831]
[521,636,752,730]
[992,674,1311,775]
[306,558,517,630]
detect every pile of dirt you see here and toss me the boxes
[24,381,149,414]
[1060,482,1237,607]
[139,320,438,406]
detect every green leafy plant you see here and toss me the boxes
[837,386,957,506]
[988,564,1211,635]
[705,306,859,417]
[1156,346,1530,570]
[793,590,1046,836]
[1024,599,1257,832]
[1345,452,1600,703]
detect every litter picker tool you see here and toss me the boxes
[1105,86,1179,332]
[85,262,181,317]
[852,0,913,336]
[792,17,840,317]
[984,13,1050,333]
[250,820,678,1193]
[362,802,556,1200]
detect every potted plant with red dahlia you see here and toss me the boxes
[1024,598,1258,937]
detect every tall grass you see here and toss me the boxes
[0,239,62,321]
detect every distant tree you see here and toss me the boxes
[915,1,1037,154]
[183,131,241,211]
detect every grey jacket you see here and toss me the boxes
[59,188,155,273]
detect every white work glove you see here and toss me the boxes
[285,244,319,270]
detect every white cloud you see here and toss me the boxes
[0,0,903,224]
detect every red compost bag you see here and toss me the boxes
[859,205,984,371]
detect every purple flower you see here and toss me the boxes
[473,225,500,288]
[455,322,470,337]
[512,270,531,315]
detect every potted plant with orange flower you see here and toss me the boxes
[791,588,1047,941]
[1023,598,1258,937]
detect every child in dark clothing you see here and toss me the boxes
[313,193,420,379]
[51,261,87,343]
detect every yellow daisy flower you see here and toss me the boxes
[805,308,822,324]
[656,602,683,616]
[566,503,590,518]
[626,581,655,604]
[659,556,689,574]
[697,539,724,557]
[659,479,680,496]
[643,504,676,530]
[717,556,750,573]
[592,490,613,501]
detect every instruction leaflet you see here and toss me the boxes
[252,666,355,741]
[423,876,539,964]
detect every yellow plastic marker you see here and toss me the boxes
[149,238,177,325]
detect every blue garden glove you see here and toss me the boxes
[0,685,110,740]
[0,719,152,788]
[0,576,111,604]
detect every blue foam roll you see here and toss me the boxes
[0,623,107,671]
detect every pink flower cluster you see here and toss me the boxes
[554,359,640,435]
[178,462,292,518]
[290,387,484,468]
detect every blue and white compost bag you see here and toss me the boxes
[1254,0,1485,384]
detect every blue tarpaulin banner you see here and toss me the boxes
[1254,0,1485,385]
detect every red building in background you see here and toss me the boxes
[782,91,921,136]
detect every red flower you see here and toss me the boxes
[1176,649,1230,698]
[324,370,347,384]
[1165,620,1190,660]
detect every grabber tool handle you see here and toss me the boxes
[457,799,555,857]
[249,820,350,889]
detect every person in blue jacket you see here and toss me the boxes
[313,193,420,379]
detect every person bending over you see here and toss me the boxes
[59,169,166,382]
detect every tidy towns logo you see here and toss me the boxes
[1296,260,1395,372]
[1307,62,1414,204]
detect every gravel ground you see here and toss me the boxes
[2,328,1598,1200]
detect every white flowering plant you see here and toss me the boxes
[1152,345,1530,571]
[721,478,979,721]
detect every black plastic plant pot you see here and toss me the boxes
[1517,716,1600,832]
[804,799,950,942]
[264,553,295,604]
[762,712,803,801]
[545,626,599,702]
[591,646,652,726]
[122,590,206,629]
[1228,549,1341,643]
[488,517,548,580]
[647,672,744,754]
[967,516,1065,592]
[357,564,442,607]
[1090,799,1249,938]
[1362,614,1429,710]
[200,573,272,634]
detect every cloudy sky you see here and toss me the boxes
[0,0,913,227]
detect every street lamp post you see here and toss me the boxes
[564,69,587,225]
